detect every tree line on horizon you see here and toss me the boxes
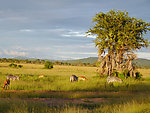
[0,57,150,68]
[0,58,97,67]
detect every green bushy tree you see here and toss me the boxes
[9,63,23,68]
[87,9,150,77]
[18,65,23,68]
[44,61,53,69]
[9,63,17,68]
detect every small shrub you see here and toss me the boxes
[118,73,125,79]
[18,65,23,68]
[44,61,53,69]
[9,63,23,68]
[111,71,125,79]
[9,63,17,68]
[135,72,143,80]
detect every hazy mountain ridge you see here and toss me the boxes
[63,57,150,68]
[12,56,150,68]
[62,57,98,64]
[133,58,150,68]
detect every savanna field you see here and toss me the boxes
[0,63,150,113]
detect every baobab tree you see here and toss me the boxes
[87,10,150,77]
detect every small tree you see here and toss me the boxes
[18,65,23,68]
[44,61,53,69]
[9,63,17,68]
[87,9,150,77]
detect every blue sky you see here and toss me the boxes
[0,0,150,60]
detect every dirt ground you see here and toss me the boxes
[1,90,150,106]
[0,90,118,106]
[25,97,112,106]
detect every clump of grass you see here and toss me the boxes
[0,99,50,113]
[117,101,150,113]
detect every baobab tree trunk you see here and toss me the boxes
[97,53,105,76]
[111,53,116,71]
[97,53,113,76]
[125,54,136,77]
[97,51,136,77]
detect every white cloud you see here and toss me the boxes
[57,56,79,60]
[59,51,97,55]
[135,52,150,59]
[19,29,34,32]
[78,43,95,49]
[33,47,52,51]
[3,50,28,56]
[18,28,96,39]
[61,29,96,39]
[61,30,86,37]
[12,46,28,51]
[46,28,66,33]
[86,34,96,39]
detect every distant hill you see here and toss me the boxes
[62,57,98,64]
[12,56,150,68]
[63,57,150,68]
[133,58,150,68]
[13,56,53,62]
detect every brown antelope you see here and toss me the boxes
[39,75,45,78]
[3,79,10,90]
[78,76,88,81]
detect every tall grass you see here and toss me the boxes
[0,94,150,113]
[0,63,150,91]
[0,99,50,113]
[1,75,150,92]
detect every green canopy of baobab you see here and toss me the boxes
[87,9,150,77]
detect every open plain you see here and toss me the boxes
[0,63,150,113]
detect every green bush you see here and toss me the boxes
[18,65,23,68]
[118,73,125,79]
[9,63,23,68]
[9,63,17,68]
[135,72,143,80]
[44,61,53,69]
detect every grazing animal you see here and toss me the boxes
[78,76,88,81]
[39,75,45,78]
[3,79,10,90]
[7,75,20,81]
[107,76,123,84]
[70,75,78,82]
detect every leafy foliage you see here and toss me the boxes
[9,63,17,68]
[135,72,143,80]
[9,63,23,68]
[44,61,53,69]
[18,65,23,68]
[88,9,150,52]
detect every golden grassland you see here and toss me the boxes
[0,63,97,77]
[0,63,150,91]
[0,62,149,78]
[0,63,150,113]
